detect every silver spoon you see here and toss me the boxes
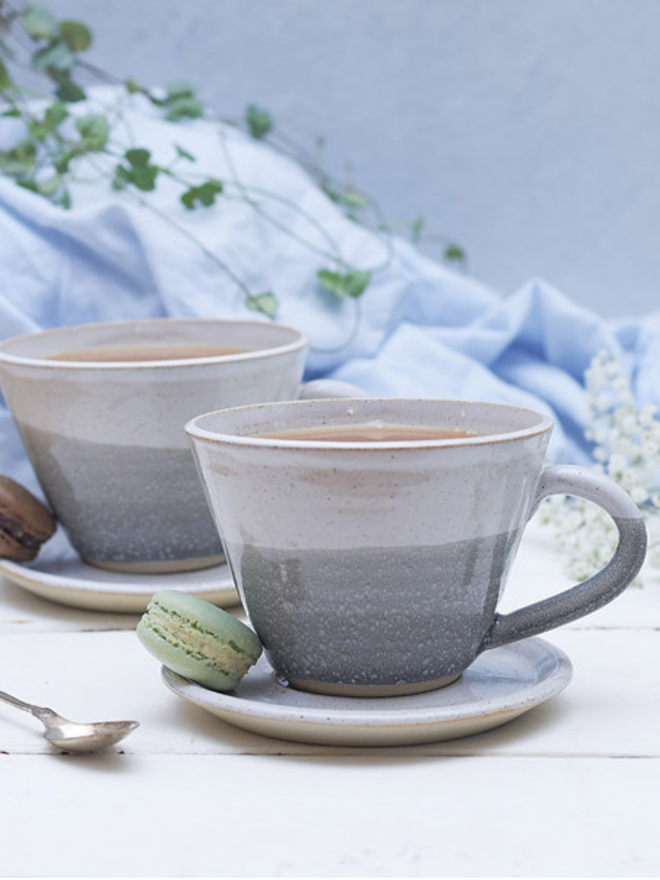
[0,688,139,752]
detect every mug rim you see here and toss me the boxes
[185,398,555,450]
[0,317,309,370]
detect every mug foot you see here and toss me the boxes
[83,552,226,574]
[282,672,462,698]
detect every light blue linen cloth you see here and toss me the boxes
[1,92,658,493]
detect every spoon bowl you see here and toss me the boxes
[43,715,140,751]
[0,688,139,752]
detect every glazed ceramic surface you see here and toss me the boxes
[0,318,308,573]
[187,398,646,697]
[162,637,573,747]
[0,528,238,613]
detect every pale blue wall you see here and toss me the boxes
[46,0,660,317]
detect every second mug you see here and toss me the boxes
[0,317,358,573]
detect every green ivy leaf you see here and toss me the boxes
[180,178,224,209]
[53,73,86,103]
[0,139,37,176]
[174,143,196,162]
[321,182,342,203]
[166,81,196,101]
[45,101,69,128]
[0,59,12,92]
[246,292,278,318]
[113,148,160,192]
[125,148,151,166]
[22,4,60,40]
[18,175,60,196]
[125,77,142,95]
[166,96,204,121]
[338,186,370,211]
[17,174,71,208]
[245,104,273,139]
[59,20,92,52]
[28,101,68,142]
[75,114,109,151]
[410,216,424,243]
[444,244,465,264]
[54,147,77,174]
[317,268,371,300]
[32,41,76,72]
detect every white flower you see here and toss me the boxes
[543,348,660,588]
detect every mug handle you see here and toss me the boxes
[298,379,369,400]
[480,465,647,652]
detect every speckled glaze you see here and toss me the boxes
[0,318,310,572]
[162,637,573,747]
[186,398,647,697]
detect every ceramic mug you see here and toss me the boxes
[186,397,647,697]
[0,318,361,573]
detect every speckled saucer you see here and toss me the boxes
[162,637,572,747]
[0,527,239,613]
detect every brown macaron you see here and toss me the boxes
[0,476,56,562]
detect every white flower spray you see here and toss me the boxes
[540,349,660,586]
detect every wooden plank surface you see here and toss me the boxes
[0,520,658,877]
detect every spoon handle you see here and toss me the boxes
[0,689,51,718]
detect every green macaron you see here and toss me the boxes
[137,590,262,692]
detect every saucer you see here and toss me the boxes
[162,636,572,747]
[0,528,239,613]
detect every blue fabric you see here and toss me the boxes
[1,90,657,491]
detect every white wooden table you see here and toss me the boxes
[0,520,658,878]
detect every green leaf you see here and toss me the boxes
[321,182,342,204]
[28,101,68,141]
[1,108,22,118]
[44,101,69,129]
[165,96,203,121]
[22,4,60,40]
[444,244,465,264]
[246,292,278,318]
[32,41,76,72]
[59,20,92,52]
[125,77,142,95]
[53,74,86,102]
[174,143,196,162]
[0,59,12,92]
[112,165,130,191]
[54,147,77,174]
[317,268,372,300]
[129,164,158,191]
[75,114,109,151]
[113,148,160,192]
[125,148,152,167]
[245,104,273,139]
[410,216,424,243]
[338,186,370,211]
[180,178,224,209]
[0,139,37,176]
[18,174,60,196]
[166,81,196,101]
[17,174,71,208]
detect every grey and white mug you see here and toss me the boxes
[0,318,361,573]
[186,398,647,697]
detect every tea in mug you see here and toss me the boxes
[262,423,482,442]
[49,344,250,362]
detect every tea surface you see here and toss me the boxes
[49,344,249,362]
[262,423,481,442]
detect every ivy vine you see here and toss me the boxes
[0,1,466,324]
